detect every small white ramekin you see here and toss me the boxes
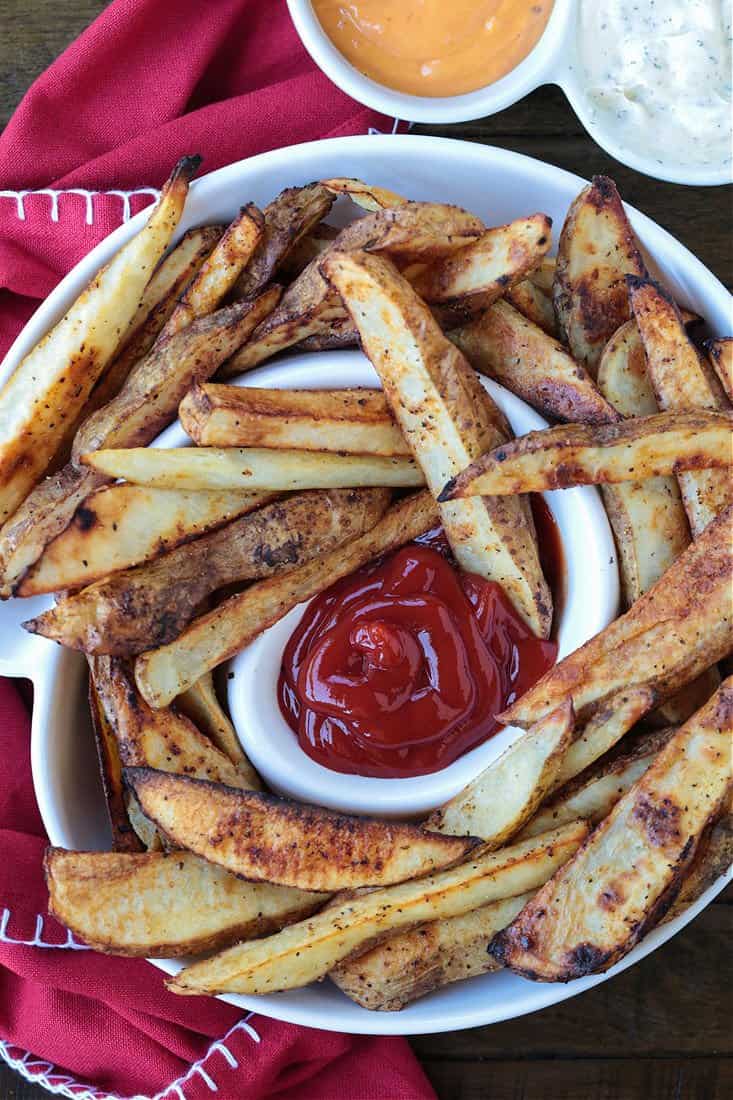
[222,349,619,818]
[286,0,732,186]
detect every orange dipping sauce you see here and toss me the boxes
[312,1,554,98]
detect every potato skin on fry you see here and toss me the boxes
[45,848,328,957]
[88,667,142,852]
[502,503,733,728]
[23,488,389,656]
[450,299,619,426]
[134,490,436,706]
[167,821,588,995]
[441,411,732,498]
[126,767,481,892]
[553,176,646,377]
[180,384,410,456]
[491,680,733,981]
[705,337,733,404]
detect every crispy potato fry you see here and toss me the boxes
[177,672,260,785]
[705,337,733,403]
[134,491,437,707]
[441,411,733,498]
[411,215,552,308]
[24,488,390,655]
[92,657,254,789]
[88,666,142,852]
[18,486,272,596]
[160,205,264,338]
[167,821,589,995]
[597,320,657,417]
[519,728,676,839]
[45,849,328,957]
[0,157,198,525]
[0,290,280,598]
[323,249,551,638]
[450,300,619,426]
[222,202,484,375]
[502,503,733,728]
[73,289,281,461]
[553,176,646,377]
[628,277,732,535]
[505,279,558,337]
[279,223,340,281]
[551,685,658,792]
[320,177,407,211]
[49,226,223,473]
[491,680,733,981]
[596,318,719,721]
[81,446,424,491]
[180,384,410,455]
[426,701,574,845]
[330,892,532,1010]
[233,184,336,298]
[127,767,480,892]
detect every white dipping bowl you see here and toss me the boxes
[2,136,730,1035]
[220,350,617,817]
[287,0,731,185]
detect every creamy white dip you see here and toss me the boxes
[577,0,732,172]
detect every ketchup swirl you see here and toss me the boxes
[278,528,558,778]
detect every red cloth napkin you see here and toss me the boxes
[0,2,432,1097]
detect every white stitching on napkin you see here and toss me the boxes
[0,907,88,950]
[0,1016,261,1100]
[0,188,160,223]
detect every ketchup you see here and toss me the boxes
[278,523,558,779]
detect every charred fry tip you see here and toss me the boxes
[170,155,203,183]
[436,477,457,503]
[625,274,675,307]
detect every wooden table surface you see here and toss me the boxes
[0,4,730,1099]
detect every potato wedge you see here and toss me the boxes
[411,215,552,308]
[222,201,484,375]
[490,680,733,980]
[134,490,438,707]
[330,892,532,1010]
[24,488,390,655]
[167,821,589,995]
[550,685,658,792]
[233,183,335,298]
[628,277,731,535]
[49,226,223,472]
[504,279,558,337]
[597,320,657,417]
[73,289,281,460]
[527,256,556,295]
[18,485,273,596]
[450,299,619,426]
[553,176,646,377]
[426,701,574,845]
[160,204,264,338]
[663,807,733,924]
[124,791,163,852]
[126,767,480,892]
[0,156,198,525]
[177,672,259,783]
[519,728,676,839]
[502,503,733,728]
[88,667,142,852]
[180,384,410,455]
[0,290,280,597]
[320,177,407,211]
[45,849,328,957]
[440,411,733,498]
[81,446,424,492]
[279,222,340,280]
[323,249,551,638]
[705,337,733,403]
[93,657,253,789]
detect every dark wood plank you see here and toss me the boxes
[418,1058,732,1100]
